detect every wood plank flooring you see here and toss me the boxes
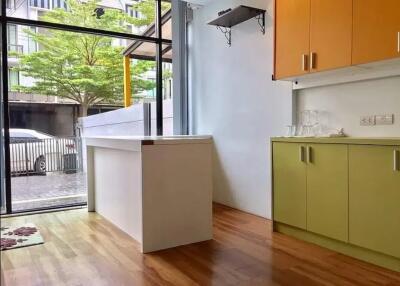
[1,204,400,286]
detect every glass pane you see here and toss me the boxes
[6,0,160,37]
[7,24,20,54]
[27,27,38,54]
[146,44,172,136]
[163,45,173,135]
[8,69,19,91]
[161,1,172,40]
[125,44,157,135]
[1,25,6,213]
[5,24,145,211]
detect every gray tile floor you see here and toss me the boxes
[11,172,87,211]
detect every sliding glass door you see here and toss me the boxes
[1,0,173,214]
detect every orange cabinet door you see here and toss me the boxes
[353,0,400,65]
[275,0,310,79]
[309,0,352,72]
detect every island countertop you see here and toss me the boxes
[84,135,213,151]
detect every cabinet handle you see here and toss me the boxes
[307,146,312,163]
[302,54,308,71]
[394,150,399,171]
[299,146,306,162]
[397,32,400,53]
[310,52,316,70]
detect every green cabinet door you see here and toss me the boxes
[273,142,307,229]
[349,145,400,258]
[306,144,349,242]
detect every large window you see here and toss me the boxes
[1,0,172,214]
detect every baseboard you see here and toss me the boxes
[274,222,400,273]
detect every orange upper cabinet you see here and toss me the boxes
[309,0,352,72]
[353,0,400,65]
[275,0,311,79]
[274,0,352,79]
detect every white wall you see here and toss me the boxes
[297,76,400,137]
[189,0,293,218]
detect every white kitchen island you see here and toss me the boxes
[85,136,213,253]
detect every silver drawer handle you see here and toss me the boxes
[299,146,305,162]
[310,52,316,70]
[394,150,399,171]
[307,146,312,164]
[398,32,400,53]
[302,54,308,71]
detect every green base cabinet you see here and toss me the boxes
[349,145,400,259]
[307,144,349,242]
[273,142,307,229]
[272,138,400,272]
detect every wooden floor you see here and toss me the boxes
[1,204,400,286]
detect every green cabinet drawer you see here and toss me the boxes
[349,145,400,258]
[307,144,349,242]
[273,142,307,229]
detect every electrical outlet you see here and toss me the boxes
[360,115,375,126]
[375,114,394,125]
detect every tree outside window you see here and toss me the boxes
[12,0,171,117]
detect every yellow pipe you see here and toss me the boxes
[123,56,131,107]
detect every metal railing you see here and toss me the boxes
[9,137,83,176]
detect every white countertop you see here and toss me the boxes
[84,135,213,151]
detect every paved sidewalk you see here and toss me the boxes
[11,172,87,211]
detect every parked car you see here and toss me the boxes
[9,129,78,175]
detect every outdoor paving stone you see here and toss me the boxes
[11,172,87,211]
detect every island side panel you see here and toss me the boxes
[141,142,213,253]
[93,147,143,244]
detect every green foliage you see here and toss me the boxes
[127,0,171,28]
[13,0,167,116]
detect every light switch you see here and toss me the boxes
[375,114,394,125]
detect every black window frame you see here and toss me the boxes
[1,0,171,214]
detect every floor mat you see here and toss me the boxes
[1,223,44,251]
